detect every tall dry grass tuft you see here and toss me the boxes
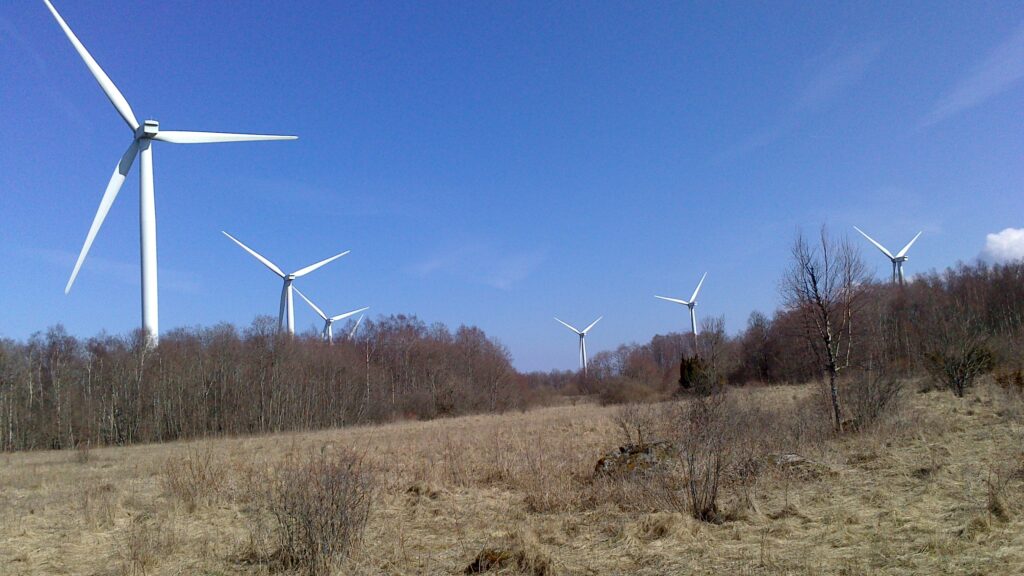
[248,446,374,576]
[117,512,179,576]
[465,530,554,576]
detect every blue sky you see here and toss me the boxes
[1,1,1022,371]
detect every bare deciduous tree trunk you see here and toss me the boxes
[783,226,867,432]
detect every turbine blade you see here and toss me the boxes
[654,295,689,305]
[554,317,582,334]
[853,226,895,260]
[689,272,708,303]
[896,231,923,258]
[152,131,298,144]
[582,316,603,334]
[349,314,364,339]
[292,287,327,320]
[65,140,139,293]
[292,250,350,278]
[221,231,285,277]
[331,306,370,322]
[43,0,139,131]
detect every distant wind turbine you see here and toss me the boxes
[655,272,707,349]
[293,288,368,344]
[554,317,602,376]
[44,0,296,343]
[853,227,922,285]
[222,232,348,335]
[348,314,365,340]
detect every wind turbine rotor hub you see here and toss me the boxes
[136,119,159,139]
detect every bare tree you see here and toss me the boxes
[782,226,868,432]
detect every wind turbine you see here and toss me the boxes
[293,288,369,344]
[655,272,707,349]
[222,232,348,335]
[348,314,365,340]
[554,317,602,376]
[44,0,297,343]
[853,227,922,285]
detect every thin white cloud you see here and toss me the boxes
[981,227,1024,263]
[922,22,1024,127]
[720,39,883,160]
[409,244,546,290]
[796,40,884,111]
[28,248,202,294]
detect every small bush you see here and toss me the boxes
[679,354,721,394]
[922,345,994,398]
[843,370,903,430]
[117,513,178,576]
[74,441,91,464]
[160,446,225,511]
[677,391,731,522]
[612,403,665,446]
[258,447,373,575]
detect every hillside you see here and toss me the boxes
[2,381,1023,575]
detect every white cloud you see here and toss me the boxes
[796,40,884,111]
[981,228,1024,263]
[719,39,883,161]
[28,248,202,294]
[409,244,546,290]
[922,22,1024,127]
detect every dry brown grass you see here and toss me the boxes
[2,381,1023,575]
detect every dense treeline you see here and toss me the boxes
[0,315,526,451]
[2,259,1021,451]
[587,260,1024,401]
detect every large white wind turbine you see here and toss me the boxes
[554,317,602,376]
[294,288,369,344]
[44,0,296,343]
[655,272,707,348]
[222,232,349,335]
[853,227,922,285]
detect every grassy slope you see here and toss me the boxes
[1,383,1023,575]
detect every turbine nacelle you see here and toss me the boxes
[136,120,160,139]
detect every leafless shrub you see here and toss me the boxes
[74,441,91,464]
[117,512,178,576]
[160,446,226,512]
[253,447,373,575]
[612,403,664,446]
[986,470,1012,522]
[842,368,903,430]
[912,290,995,398]
[79,481,116,529]
[677,391,732,522]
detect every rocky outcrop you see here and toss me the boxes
[594,441,676,476]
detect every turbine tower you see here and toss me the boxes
[853,227,922,285]
[44,0,296,343]
[294,288,368,344]
[222,232,348,335]
[655,272,707,349]
[554,317,602,376]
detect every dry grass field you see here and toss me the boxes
[2,381,1024,575]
